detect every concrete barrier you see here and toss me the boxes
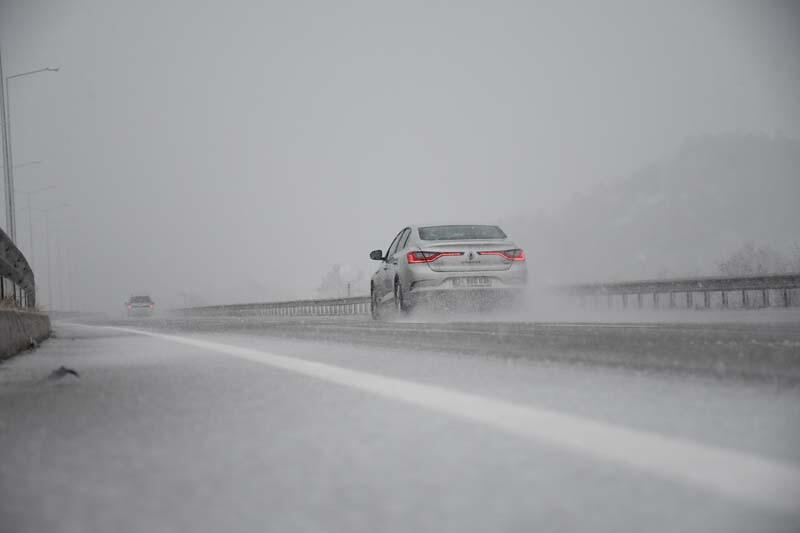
[0,310,51,360]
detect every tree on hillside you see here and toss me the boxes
[717,242,800,276]
[503,133,800,283]
[317,264,363,297]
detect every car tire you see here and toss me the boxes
[394,279,411,315]
[370,285,381,321]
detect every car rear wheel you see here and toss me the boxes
[370,285,381,321]
[394,280,411,315]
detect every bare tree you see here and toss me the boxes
[317,264,363,298]
[717,242,795,276]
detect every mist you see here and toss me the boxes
[1,0,798,311]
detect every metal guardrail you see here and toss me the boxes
[566,273,800,309]
[178,273,800,317]
[0,226,35,308]
[180,296,371,317]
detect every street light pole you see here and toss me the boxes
[56,232,64,311]
[1,59,59,242]
[17,184,55,267]
[14,159,43,170]
[0,48,12,240]
[45,211,52,308]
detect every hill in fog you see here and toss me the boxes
[504,134,800,285]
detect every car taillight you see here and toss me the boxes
[127,305,132,309]
[477,249,526,261]
[407,251,464,264]
[149,304,154,309]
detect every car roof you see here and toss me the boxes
[409,222,505,230]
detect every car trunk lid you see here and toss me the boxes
[416,240,517,272]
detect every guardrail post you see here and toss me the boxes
[721,291,728,308]
[686,292,693,309]
[653,293,658,309]
[622,294,627,309]
[742,290,747,308]
[0,276,4,300]
[669,292,675,309]
[784,289,790,307]
[637,293,643,309]
[762,289,769,308]
[703,291,710,309]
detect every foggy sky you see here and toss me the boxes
[1,0,798,311]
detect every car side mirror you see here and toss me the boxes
[369,249,384,261]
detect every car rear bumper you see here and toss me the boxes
[409,271,526,293]
[396,261,527,309]
[406,286,524,307]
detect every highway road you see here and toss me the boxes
[1,316,799,532]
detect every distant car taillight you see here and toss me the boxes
[477,249,526,261]
[149,304,154,309]
[407,251,464,264]
[127,305,132,310]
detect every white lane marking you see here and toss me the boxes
[78,324,800,514]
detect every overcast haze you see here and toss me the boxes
[1,0,798,311]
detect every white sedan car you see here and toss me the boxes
[369,224,527,318]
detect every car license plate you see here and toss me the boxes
[452,277,491,288]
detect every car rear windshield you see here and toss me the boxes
[130,296,153,303]
[418,225,507,240]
